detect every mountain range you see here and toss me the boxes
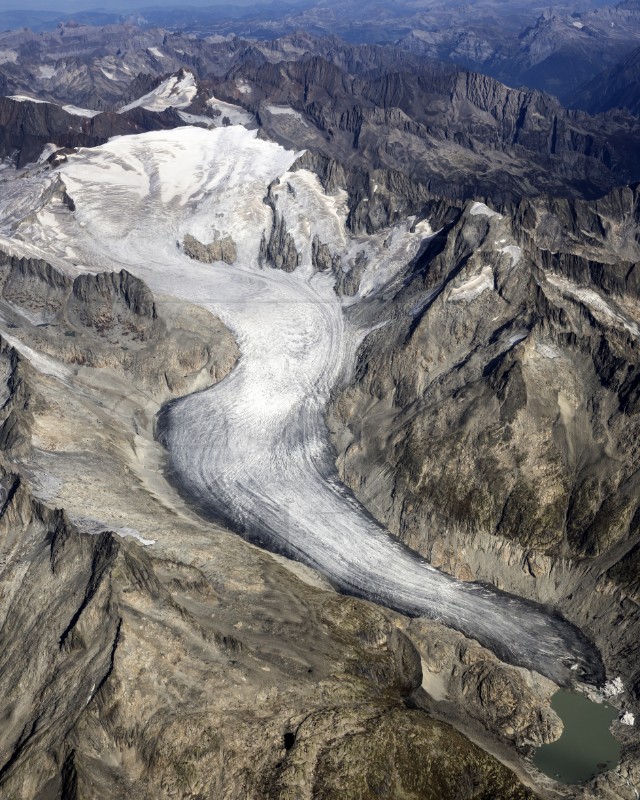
[0,11,637,800]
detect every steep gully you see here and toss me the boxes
[50,127,604,688]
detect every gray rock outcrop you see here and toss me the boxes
[259,183,301,272]
[183,232,237,265]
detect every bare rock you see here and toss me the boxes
[183,231,237,265]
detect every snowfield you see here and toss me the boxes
[5,124,603,687]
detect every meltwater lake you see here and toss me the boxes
[534,690,621,784]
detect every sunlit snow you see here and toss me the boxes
[119,72,197,113]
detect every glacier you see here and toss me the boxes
[4,125,604,687]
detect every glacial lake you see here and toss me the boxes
[533,689,620,784]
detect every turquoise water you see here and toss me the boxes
[533,690,620,784]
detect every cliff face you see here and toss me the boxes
[328,194,640,714]
[0,252,238,397]
[572,45,640,116]
[258,183,301,273]
[3,33,640,208]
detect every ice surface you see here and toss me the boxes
[4,125,604,687]
[604,677,624,697]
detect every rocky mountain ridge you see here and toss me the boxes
[1,26,639,207]
[572,44,640,115]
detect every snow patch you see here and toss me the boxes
[71,516,155,545]
[535,342,561,360]
[38,65,56,79]
[38,143,61,163]
[120,72,197,113]
[8,95,99,117]
[206,95,254,127]
[116,527,156,546]
[421,661,448,701]
[266,105,309,127]
[0,50,17,65]
[448,265,494,302]
[177,110,215,127]
[508,332,528,346]
[470,201,502,219]
[547,275,640,337]
[62,104,100,118]
[499,244,521,267]
[0,323,72,381]
[8,94,47,104]
[148,46,164,58]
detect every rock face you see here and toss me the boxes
[329,195,640,711]
[408,618,562,750]
[0,251,239,396]
[183,232,237,265]
[226,56,640,205]
[572,44,640,116]
[259,183,301,272]
[0,19,639,800]
[263,705,534,800]
[3,26,640,210]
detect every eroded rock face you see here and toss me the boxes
[0,252,239,397]
[230,56,640,204]
[0,97,190,168]
[263,706,535,800]
[329,196,640,707]
[259,183,301,273]
[407,618,562,750]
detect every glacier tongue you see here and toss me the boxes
[17,125,603,687]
